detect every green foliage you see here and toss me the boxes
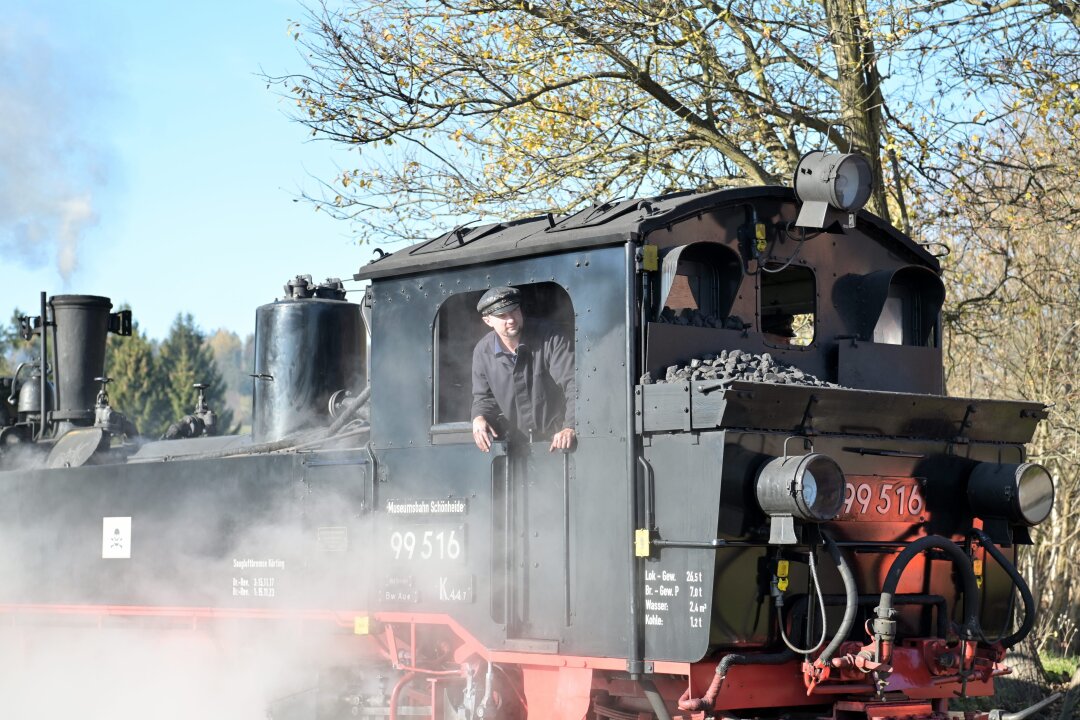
[158,314,234,434]
[274,0,1076,244]
[5,303,242,439]
[0,308,34,375]
[207,328,245,395]
[1042,654,1080,684]
[206,328,254,430]
[105,320,171,438]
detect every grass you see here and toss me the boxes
[1042,653,1080,684]
[952,652,1076,715]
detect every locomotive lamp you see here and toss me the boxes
[756,453,846,544]
[967,462,1055,545]
[792,151,874,229]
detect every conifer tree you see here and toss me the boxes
[104,319,170,438]
[158,314,234,434]
[0,309,33,375]
[206,327,253,429]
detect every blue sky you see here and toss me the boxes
[3,1,375,341]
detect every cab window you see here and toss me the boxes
[871,270,943,347]
[657,242,742,327]
[760,265,815,347]
[433,282,573,424]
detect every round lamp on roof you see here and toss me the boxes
[792,151,874,229]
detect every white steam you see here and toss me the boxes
[0,477,380,720]
[0,26,105,282]
[0,626,316,720]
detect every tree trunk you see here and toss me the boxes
[821,0,890,222]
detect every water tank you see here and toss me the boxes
[252,296,366,443]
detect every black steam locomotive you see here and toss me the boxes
[0,153,1059,720]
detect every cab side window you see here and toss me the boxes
[657,242,742,328]
[433,282,574,425]
[870,268,943,347]
[434,290,488,425]
[760,265,815,347]
[873,287,907,345]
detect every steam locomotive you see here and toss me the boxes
[0,153,1060,720]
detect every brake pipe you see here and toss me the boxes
[778,549,828,655]
[677,594,808,711]
[387,671,416,720]
[679,532,859,711]
[677,650,795,712]
[328,385,372,435]
[640,677,673,720]
[874,535,981,665]
[970,529,1035,650]
[817,531,858,667]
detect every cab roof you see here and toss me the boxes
[353,185,939,282]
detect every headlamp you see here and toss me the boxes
[968,462,1055,545]
[756,453,846,544]
[792,151,874,229]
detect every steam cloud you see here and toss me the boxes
[0,25,106,282]
[0,475,380,720]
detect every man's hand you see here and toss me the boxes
[472,415,497,452]
[549,427,576,452]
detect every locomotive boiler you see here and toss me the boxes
[0,154,1061,720]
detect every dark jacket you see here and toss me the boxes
[471,322,574,440]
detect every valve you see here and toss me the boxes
[192,383,217,435]
[162,383,217,440]
[94,376,113,409]
[92,376,137,437]
[804,640,890,694]
[871,607,897,664]
[284,274,315,299]
[93,376,117,430]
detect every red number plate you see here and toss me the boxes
[838,477,926,522]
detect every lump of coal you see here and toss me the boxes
[652,349,841,388]
[658,308,746,331]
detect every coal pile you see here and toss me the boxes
[641,349,840,388]
[658,308,746,330]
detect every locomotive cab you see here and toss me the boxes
[641,192,947,395]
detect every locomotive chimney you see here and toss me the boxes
[49,295,113,436]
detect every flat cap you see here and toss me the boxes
[477,286,521,316]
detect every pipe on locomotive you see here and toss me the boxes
[625,241,671,719]
[37,291,47,441]
[971,528,1035,650]
[623,241,642,678]
[817,532,859,666]
[778,549,828,654]
[873,535,982,665]
[328,385,372,435]
[678,588,834,711]
[678,531,857,712]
